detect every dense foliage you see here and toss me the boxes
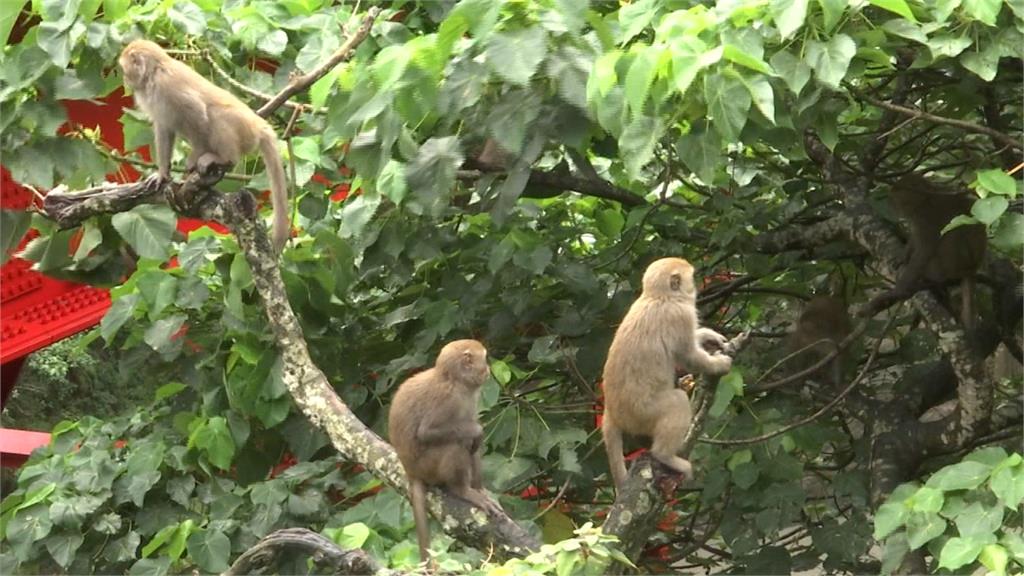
[0,0,1021,573]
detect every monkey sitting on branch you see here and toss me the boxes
[863,174,986,327]
[785,295,853,388]
[601,257,737,494]
[388,339,503,564]
[119,40,290,254]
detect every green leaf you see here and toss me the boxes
[971,197,1008,224]
[103,531,140,563]
[874,501,908,539]
[805,34,856,89]
[618,0,659,44]
[991,213,1024,252]
[955,502,1004,538]
[962,0,1002,25]
[193,417,236,470]
[111,205,177,261]
[338,192,382,239]
[979,544,1009,575]
[595,208,625,238]
[588,50,621,103]
[927,34,973,58]
[371,44,413,91]
[0,1,19,43]
[490,360,512,385]
[770,50,811,94]
[741,74,776,123]
[927,461,992,491]
[882,19,928,44]
[624,46,660,117]
[906,512,946,550]
[676,125,722,185]
[976,169,1018,197]
[989,464,1024,508]
[137,271,178,319]
[704,73,751,142]
[722,45,774,74]
[129,557,171,576]
[142,524,176,558]
[960,46,1000,81]
[909,486,944,513]
[378,160,408,205]
[100,294,139,342]
[143,314,186,355]
[880,533,909,575]
[939,536,992,570]
[1,210,31,266]
[709,374,738,417]
[618,115,664,179]
[817,0,848,31]
[337,522,372,549]
[770,0,809,39]
[44,532,84,568]
[168,3,207,35]
[187,529,231,573]
[869,0,918,21]
[485,27,548,87]
[405,136,463,218]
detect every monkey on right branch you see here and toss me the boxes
[601,257,735,494]
[864,174,987,327]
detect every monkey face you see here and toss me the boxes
[642,257,696,298]
[119,40,163,89]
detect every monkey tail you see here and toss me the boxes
[258,130,289,254]
[409,479,432,563]
[602,413,627,494]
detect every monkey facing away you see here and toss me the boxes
[601,257,734,493]
[786,296,853,387]
[119,40,290,253]
[865,174,986,326]
[388,339,501,563]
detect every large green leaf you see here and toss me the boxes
[0,210,31,266]
[805,34,856,89]
[404,136,463,217]
[111,205,177,261]
[770,0,809,39]
[485,27,548,87]
[704,73,751,142]
[926,461,992,491]
[187,529,230,573]
[624,46,660,118]
[938,536,994,571]
[869,0,918,21]
[619,115,664,179]
[961,0,1002,25]
[906,511,947,550]
[676,125,722,185]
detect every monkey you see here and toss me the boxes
[785,296,853,387]
[601,257,734,493]
[387,339,502,563]
[864,174,986,327]
[119,39,290,254]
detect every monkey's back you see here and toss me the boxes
[388,370,470,484]
[602,296,687,435]
[152,57,272,161]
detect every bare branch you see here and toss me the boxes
[256,8,380,117]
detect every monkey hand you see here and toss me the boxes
[719,330,751,357]
[696,327,729,352]
[143,172,170,192]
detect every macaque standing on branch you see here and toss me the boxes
[864,174,986,327]
[786,295,852,387]
[388,339,502,563]
[601,257,734,494]
[119,40,290,253]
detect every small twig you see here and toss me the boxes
[257,7,381,117]
[204,51,322,114]
[748,321,869,393]
[851,87,1022,152]
[701,315,894,446]
[530,478,572,522]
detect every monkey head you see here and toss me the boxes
[119,40,166,89]
[642,257,697,300]
[436,339,490,387]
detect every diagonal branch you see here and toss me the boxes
[256,7,380,118]
[851,88,1022,152]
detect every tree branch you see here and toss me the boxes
[851,88,1022,152]
[256,8,380,118]
[223,528,386,576]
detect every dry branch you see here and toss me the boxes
[223,528,384,576]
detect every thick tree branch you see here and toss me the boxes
[457,168,645,206]
[223,528,386,576]
[256,8,380,117]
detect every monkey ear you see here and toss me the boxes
[670,273,682,291]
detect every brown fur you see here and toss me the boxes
[866,174,986,326]
[119,39,290,254]
[387,339,499,563]
[601,258,732,493]
[786,296,852,386]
